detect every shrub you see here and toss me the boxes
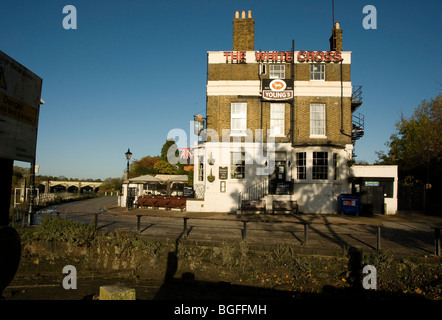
[34,215,96,246]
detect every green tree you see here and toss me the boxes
[100,177,123,192]
[130,155,160,177]
[154,160,176,174]
[376,94,441,183]
[161,138,179,162]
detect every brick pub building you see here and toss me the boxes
[188,11,395,214]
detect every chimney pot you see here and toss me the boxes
[241,11,246,18]
[235,11,239,18]
[335,22,340,29]
[248,10,252,18]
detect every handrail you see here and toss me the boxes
[352,112,365,140]
[351,85,363,103]
[238,178,269,209]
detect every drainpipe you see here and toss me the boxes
[340,59,351,138]
[258,55,263,131]
[340,59,343,132]
[205,52,209,132]
[290,39,295,147]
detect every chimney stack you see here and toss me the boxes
[329,22,343,51]
[233,10,255,51]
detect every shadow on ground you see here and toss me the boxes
[152,239,430,301]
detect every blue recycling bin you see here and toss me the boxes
[338,194,360,216]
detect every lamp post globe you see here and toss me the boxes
[125,148,132,161]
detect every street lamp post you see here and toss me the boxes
[125,148,132,211]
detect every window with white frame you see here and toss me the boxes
[231,102,247,134]
[313,152,328,180]
[230,150,245,179]
[270,103,285,136]
[310,103,326,137]
[310,64,325,80]
[296,152,306,180]
[269,64,285,79]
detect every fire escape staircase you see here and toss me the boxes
[351,85,365,141]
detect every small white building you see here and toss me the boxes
[350,165,398,215]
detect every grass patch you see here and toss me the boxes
[21,215,96,247]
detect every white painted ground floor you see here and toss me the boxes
[188,142,398,215]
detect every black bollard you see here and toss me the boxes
[94,213,98,230]
[242,220,248,241]
[137,215,142,233]
[434,228,440,256]
[183,218,189,238]
[303,223,308,245]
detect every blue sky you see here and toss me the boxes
[2,0,441,180]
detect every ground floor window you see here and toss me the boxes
[296,152,306,180]
[313,151,328,180]
[231,150,245,179]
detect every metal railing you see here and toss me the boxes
[38,209,442,256]
[352,112,365,141]
[45,209,441,256]
[238,178,269,206]
[352,85,363,104]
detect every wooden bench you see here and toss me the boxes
[165,197,186,211]
[241,200,266,213]
[153,197,167,209]
[138,196,186,211]
[138,196,156,209]
[272,200,299,215]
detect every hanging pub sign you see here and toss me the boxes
[194,114,205,135]
[262,79,293,101]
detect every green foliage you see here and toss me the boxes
[99,177,123,193]
[376,94,441,186]
[161,138,179,162]
[129,138,184,177]
[394,258,442,297]
[154,159,176,174]
[34,215,96,246]
[377,94,441,169]
[362,251,394,273]
[130,156,161,178]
